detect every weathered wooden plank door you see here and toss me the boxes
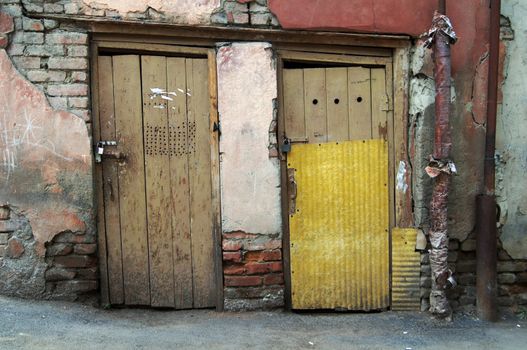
[96,54,216,308]
[284,66,390,310]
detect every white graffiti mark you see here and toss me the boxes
[396,160,408,193]
[0,105,72,184]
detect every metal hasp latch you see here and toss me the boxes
[288,167,297,215]
[95,140,125,163]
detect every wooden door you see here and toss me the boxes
[96,54,216,309]
[284,66,390,310]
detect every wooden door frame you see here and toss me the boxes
[90,39,224,310]
[86,22,411,312]
[277,48,412,310]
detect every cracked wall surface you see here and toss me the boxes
[498,1,527,260]
[217,42,281,236]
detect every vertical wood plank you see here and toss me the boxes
[98,56,124,304]
[141,55,175,307]
[393,48,413,228]
[187,58,215,308]
[207,49,223,311]
[283,69,306,141]
[167,57,193,309]
[92,46,110,306]
[326,67,349,142]
[304,69,327,143]
[371,68,388,140]
[113,55,150,306]
[384,64,396,232]
[348,67,372,140]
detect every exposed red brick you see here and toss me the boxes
[223,231,258,240]
[245,262,273,275]
[6,237,24,258]
[245,251,264,261]
[75,267,98,280]
[222,240,243,251]
[225,275,262,287]
[224,264,246,275]
[262,249,282,261]
[223,251,242,263]
[269,261,283,272]
[263,273,284,286]
[74,244,96,255]
[244,239,281,251]
[0,12,14,34]
[245,250,282,262]
[54,255,97,268]
[45,267,76,281]
[46,243,73,256]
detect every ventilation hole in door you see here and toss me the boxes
[312,99,318,105]
[357,96,363,103]
[334,98,340,104]
[145,124,168,156]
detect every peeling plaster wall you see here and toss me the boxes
[498,1,527,260]
[217,42,281,236]
[20,0,220,24]
[0,48,93,299]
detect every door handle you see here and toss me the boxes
[288,168,297,215]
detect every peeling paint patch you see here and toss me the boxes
[0,49,92,248]
[396,161,408,193]
[217,42,281,235]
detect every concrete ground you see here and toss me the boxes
[0,296,526,350]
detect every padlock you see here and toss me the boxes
[97,142,104,155]
[280,138,292,153]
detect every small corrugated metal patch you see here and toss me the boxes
[289,139,389,310]
[391,228,421,311]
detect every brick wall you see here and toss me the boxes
[211,0,278,27]
[44,231,98,301]
[2,0,90,122]
[222,232,284,310]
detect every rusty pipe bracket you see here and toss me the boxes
[423,11,458,48]
[425,156,457,178]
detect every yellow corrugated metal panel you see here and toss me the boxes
[391,228,421,311]
[289,139,389,310]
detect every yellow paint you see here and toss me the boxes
[289,140,389,310]
[391,228,421,311]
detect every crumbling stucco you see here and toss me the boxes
[0,48,92,265]
[497,1,527,259]
[217,42,281,235]
[19,0,220,24]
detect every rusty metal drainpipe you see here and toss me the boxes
[476,0,501,322]
[426,0,457,318]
